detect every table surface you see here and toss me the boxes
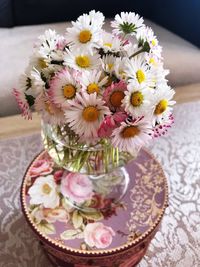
[0,87,200,266]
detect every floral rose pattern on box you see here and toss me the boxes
[24,148,167,251]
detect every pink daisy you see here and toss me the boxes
[65,92,110,140]
[98,112,128,138]
[153,113,174,138]
[103,80,127,112]
[48,68,81,110]
[13,88,32,120]
[35,92,65,125]
[111,117,153,154]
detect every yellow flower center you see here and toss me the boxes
[131,91,144,107]
[42,183,52,194]
[152,39,157,46]
[110,90,125,108]
[154,99,168,115]
[38,58,48,69]
[76,56,90,68]
[121,126,140,138]
[136,69,146,84]
[87,83,100,94]
[45,102,54,114]
[119,70,126,79]
[82,106,99,122]
[104,43,112,48]
[63,84,76,99]
[149,58,156,65]
[108,63,113,70]
[79,30,92,43]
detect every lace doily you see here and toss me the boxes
[0,101,200,267]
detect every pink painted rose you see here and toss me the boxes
[60,173,93,203]
[84,222,115,249]
[29,159,53,177]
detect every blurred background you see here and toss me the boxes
[1,0,200,46]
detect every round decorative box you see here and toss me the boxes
[21,149,168,267]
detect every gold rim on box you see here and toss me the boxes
[21,148,168,256]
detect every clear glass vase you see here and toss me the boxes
[41,122,137,212]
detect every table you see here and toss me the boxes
[0,101,200,267]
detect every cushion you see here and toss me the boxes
[0,19,200,116]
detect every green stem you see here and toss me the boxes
[129,47,145,59]
[116,148,119,166]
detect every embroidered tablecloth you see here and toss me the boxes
[0,101,200,267]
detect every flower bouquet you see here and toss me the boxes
[14,10,175,210]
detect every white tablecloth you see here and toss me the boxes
[0,102,200,267]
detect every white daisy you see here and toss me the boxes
[111,117,152,155]
[33,30,67,66]
[30,68,46,95]
[36,29,58,47]
[111,12,144,36]
[100,31,123,53]
[152,85,176,125]
[35,29,59,59]
[35,92,65,125]
[150,64,170,88]
[28,175,59,209]
[80,70,108,95]
[124,43,139,58]
[101,54,117,74]
[64,49,101,71]
[122,82,151,117]
[49,68,80,108]
[19,68,46,98]
[114,57,128,81]
[65,93,110,140]
[145,52,161,67]
[27,55,49,73]
[49,49,66,63]
[18,73,32,92]
[88,10,105,28]
[76,10,105,29]
[125,55,154,87]
[49,35,68,62]
[137,26,162,58]
[66,11,103,53]
[41,64,63,82]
